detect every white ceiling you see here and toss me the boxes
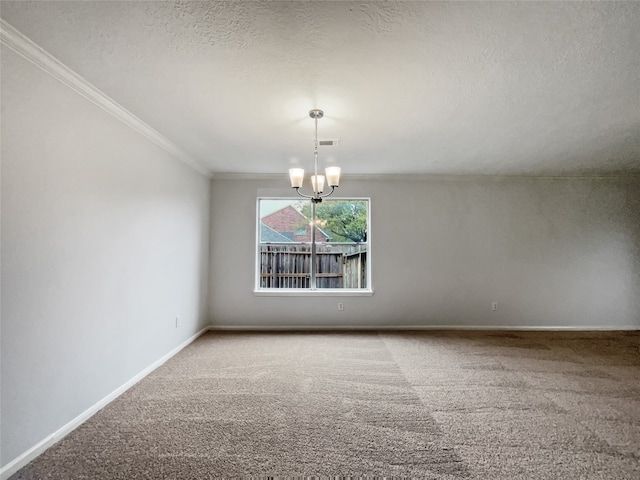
[2,1,639,177]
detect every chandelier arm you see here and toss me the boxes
[292,187,315,200]
[293,186,337,203]
[319,186,337,198]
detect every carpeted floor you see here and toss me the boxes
[10,330,640,479]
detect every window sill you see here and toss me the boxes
[253,289,374,297]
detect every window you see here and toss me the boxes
[257,198,370,293]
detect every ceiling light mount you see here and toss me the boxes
[289,109,340,203]
[309,108,324,120]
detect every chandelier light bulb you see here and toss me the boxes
[289,168,304,188]
[311,175,325,194]
[325,166,341,187]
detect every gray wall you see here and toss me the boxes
[1,47,211,466]
[209,176,640,329]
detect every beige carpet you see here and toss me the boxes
[10,330,640,479]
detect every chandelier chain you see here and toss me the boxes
[313,113,319,181]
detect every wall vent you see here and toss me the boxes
[318,137,341,147]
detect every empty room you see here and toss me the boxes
[1,1,639,478]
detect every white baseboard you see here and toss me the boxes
[208,324,640,331]
[0,327,209,480]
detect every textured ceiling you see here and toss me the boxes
[2,1,639,176]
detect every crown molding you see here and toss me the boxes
[0,19,212,179]
[211,173,282,180]
[210,172,640,182]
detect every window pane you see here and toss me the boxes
[259,199,312,288]
[257,198,369,290]
[314,199,368,289]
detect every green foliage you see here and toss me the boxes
[299,200,367,243]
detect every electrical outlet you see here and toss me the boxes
[338,302,344,311]
[175,316,180,328]
[491,302,498,311]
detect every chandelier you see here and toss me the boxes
[289,109,341,203]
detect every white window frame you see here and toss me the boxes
[254,197,373,296]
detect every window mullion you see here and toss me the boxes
[310,200,317,290]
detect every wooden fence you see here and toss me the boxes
[343,246,367,289]
[259,244,367,289]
